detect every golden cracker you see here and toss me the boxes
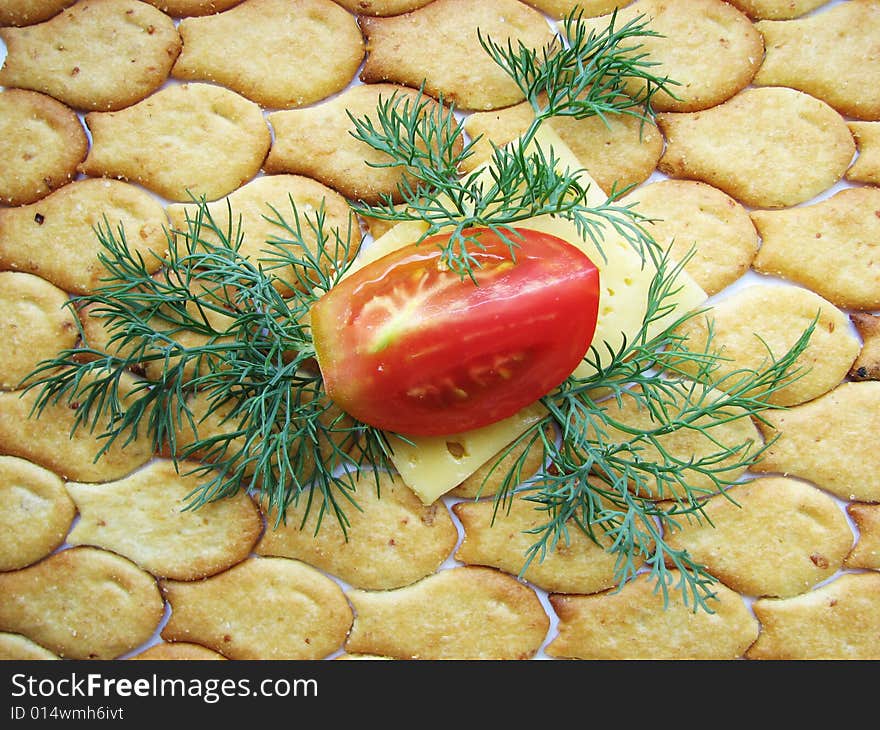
[172,0,364,109]
[671,282,860,407]
[657,86,855,209]
[0,455,75,572]
[127,642,227,660]
[141,0,247,17]
[66,459,263,581]
[665,476,853,598]
[546,570,759,659]
[752,381,880,503]
[525,1,630,19]
[265,83,460,204]
[359,0,556,111]
[746,572,880,660]
[753,0,880,121]
[345,565,550,659]
[0,272,78,391]
[849,312,880,381]
[0,546,164,660]
[0,0,181,112]
[846,121,880,186]
[620,179,759,295]
[845,503,880,571]
[161,556,353,660]
[0,632,59,660]
[0,0,76,27]
[454,491,644,594]
[726,0,826,20]
[256,469,458,590]
[0,370,155,482]
[751,187,880,311]
[0,178,168,296]
[80,82,270,202]
[0,89,87,206]
[577,0,763,112]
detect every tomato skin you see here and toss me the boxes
[310,227,600,436]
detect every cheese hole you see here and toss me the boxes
[446,441,467,459]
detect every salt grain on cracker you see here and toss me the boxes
[0,272,78,391]
[671,282,860,407]
[0,455,75,572]
[849,312,880,382]
[454,491,643,594]
[0,0,181,112]
[620,179,759,295]
[256,469,458,590]
[578,0,763,113]
[658,86,855,209]
[359,0,556,111]
[0,88,88,206]
[80,82,270,202]
[751,187,880,311]
[846,121,880,186]
[161,556,353,660]
[546,570,759,659]
[746,572,880,660]
[172,0,364,110]
[0,546,164,660]
[752,380,880,503]
[753,0,880,121]
[345,565,550,659]
[0,178,168,296]
[665,476,853,598]
[66,459,263,581]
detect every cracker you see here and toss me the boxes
[746,572,880,660]
[0,272,78,391]
[524,1,631,19]
[726,0,826,20]
[0,0,181,112]
[587,381,762,500]
[461,100,663,194]
[345,565,550,659]
[849,312,880,381]
[845,503,880,571]
[127,642,227,660]
[0,546,164,660]
[66,459,263,581]
[265,83,460,205]
[0,178,169,296]
[166,174,360,295]
[0,455,75,572]
[846,121,880,186]
[359,0,557,111]
[751,381,880,503]
[545,570,759,659]
[0,370,155,482]
[751,187,880,311]
[0,632,59,660]
[657,86,856,209]
[171,0,364,110]
[671,283,860,407]
[620,179,759,295]
[0,89,88,206]
[141,0,245,17]
[753,0,880,121]
[161,556,353,660]
[79,82,270,203]
[0,0,76,27]
[577,0,763,113]
[256,469,457,590]
[454,491,644,594]
[665,476,853,599]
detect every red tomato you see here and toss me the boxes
[310,227,600,436]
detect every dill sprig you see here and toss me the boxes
[22,199,391,533]
[347,9,677,278]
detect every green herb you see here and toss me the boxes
[19,10,813,611]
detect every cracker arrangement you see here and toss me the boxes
[1,0,879,661]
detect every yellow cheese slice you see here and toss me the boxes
[349,125,707,504]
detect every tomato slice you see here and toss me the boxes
[310,227,600,436]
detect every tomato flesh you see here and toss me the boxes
[310,227,600,436]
